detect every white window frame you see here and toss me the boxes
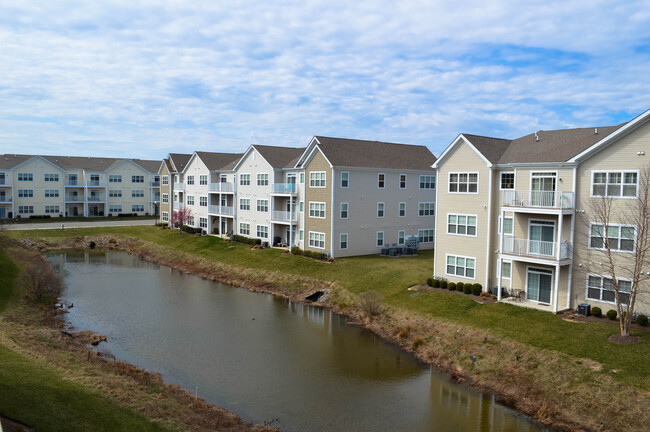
[239,223,250,235]
[309,172,326,188]
[591,170,639,198]
[44,173,60,182]
[186,175,194,185]
[448,172,478,194]
[339,233,348,250]
[498,216,514,235]
[300,172,305,184]
[44,205,60,214]
[299,229,304,241]
[376,231,384,247]
[445,253,476,280]
[162,211,169,222]
[586,273,632,305]
[240,174,251,186]
[187,195,195,206]
[588,223,636,253]
[131,175,144,183]
[498,260,512,279]
[377,173,385,189]
[162,175,169,185]
[399,174,407,189]
[109,189,122,198]
[108,174,122,183]
[109,205,122,214]
[132,204,145,212]
[18,173,33,182]
[418,202,435,217]
[309,202,326,218]
[418,228,435,243]
[256,224,269,238]
[398,230,405,245]
[377,202,385,218]
[256,199,269,213]
[200,196,207,207]
[162,193,169,203]
[239,198,250,210]
[309,231,325,249]
[18,205,34,214]
[340,202,349,219]
[44,189,60,198]
[341,172,349,188]
[131,189,145,198]
[500,172,515,190]
[199,175,208,185]
[419,174,435,190]
[199,217,208,228]
[299,201,304,213]
[447,213,477,237]
[18,189,34,198]
[257,173,269,186]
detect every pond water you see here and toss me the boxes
[49,251,546,432]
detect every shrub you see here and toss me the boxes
[606,309,617,321]
[432,278,440,288]
[472,283,482,296]
[291,247,301,255]
[21,262,63,304]
[636,314,648,326]
[182,225,202,234]
[155,222,168,227]
[358,291,383,317]
[440,280,447,289]
[448,282,456,291]
[591,306,602,318]
[426,277,434,287]
[456,282,464,292]
[463,284,472,295]
[290,247,328,261]
[232,235,261,245]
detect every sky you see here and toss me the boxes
[0,1,649,161]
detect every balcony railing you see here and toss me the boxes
[150,181,160,187]
[65,195,84,202]
[208,205,234,216]
[271,210,298,222]
[86,180,106,187]
[174,182,185,191]
[150,196,161,202]
[0,196,11,203]
[87,195,105,202]
[271,183,298,195]
[65,181,82,187]
[208,182,234,193]
[502,190,574,209]
[0,180,11,187]
[502,237,572,260]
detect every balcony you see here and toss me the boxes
[271,210,298,223]
[174,182,185,191]
[86,180,106,187]
[65,181,82,187]
[150,196,161,203]
[0,196,11,203]
[502,237,572,261]
[0,180,11,187]
[271,183,298,195]
[208,205,234,216]
[208,182,234,193]
[65,195,84,203]
[502,190,574,210]
[87,195,105,202]
[150,181,160,187]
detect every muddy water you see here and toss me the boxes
[49,251,547,432]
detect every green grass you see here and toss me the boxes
[8,226,650,389]
[8,215,156,224]
[0,246,19,312]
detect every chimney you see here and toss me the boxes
[535,132,539,142]
[595,128,598,135]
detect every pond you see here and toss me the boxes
[49,251,546,432]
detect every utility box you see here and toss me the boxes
[577,303,591,316]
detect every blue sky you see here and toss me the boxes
[0,0,649,160]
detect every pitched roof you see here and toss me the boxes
[462,124,627,164]
[312,136,436,170]
[0,154,161,173]
[132,159,162,173]
[195,152,244,171]
[168,153,191,172]
[0,154,36,170]
[254,145,305,168]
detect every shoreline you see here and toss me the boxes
[15,233,650,432]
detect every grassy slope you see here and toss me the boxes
[9,226,650,390]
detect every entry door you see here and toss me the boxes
[529,221,555,256]
[221,219,227,235]
[0,207,5,218]
[531,173,556,206]
[527,268,553,303]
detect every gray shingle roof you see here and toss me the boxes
[254,145,305,168]
[169,153,192,172]
[195,152,244,171]
[313,136,436,170]
[0,154,35,170]
[0,154,162,173]
[132,159,163,173]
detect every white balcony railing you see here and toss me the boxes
[208,205,234,216]
[150,181,160,187]
[271,210,298,222]
[85,180,106,187]
[0,180,11,187]
[87,195,104,202]
[65,181,81,187]
[502,237,572,260]
[65,195,84,202]
[208,182,234,193]
[502,190,574,209]
[0,196,11,203]
[174,182,185,191]
[271,183,298,195]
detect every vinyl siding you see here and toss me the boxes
[304,150,332,254]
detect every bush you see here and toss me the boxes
[448,282,456,291]
[463,284,472,295]
[636,314,648,326]
[182,225,202,234]
[291,247,328,261]
[606,309,617,321]
[29,215,51,219]
[472,283,482,296]
[232,234,262,245]
[440,280,447,289]
[21,262,63,303]
[155,222,168,227]
[432,278,440,288]
[426,277,434,287]
[456,282,464,292]
[358,291,383,317]
[591,306,602,318]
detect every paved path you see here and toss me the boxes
[5,218,157,230]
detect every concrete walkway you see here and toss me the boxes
[5,218,157,230]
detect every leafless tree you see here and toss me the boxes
[21,262,64,303]
[584,165,650,337]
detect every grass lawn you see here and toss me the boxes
[6,215,156,224]
[8,226,650,390]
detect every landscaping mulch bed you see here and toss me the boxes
[559,310,650,334]
[407,284,498,304]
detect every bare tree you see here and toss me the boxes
[171,207,194,235]
[585,165,650,337]
[21,262,64,303]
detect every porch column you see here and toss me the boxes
[497,257,503,301]
[553,263,560,313]
[497,208,505,301]
[557,213,564,260]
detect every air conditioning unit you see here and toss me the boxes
[577,304,591,316]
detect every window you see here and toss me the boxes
[109,174,122,183]
[257,173,269,186]
[200,175,208,185]
[257,199,269,212]
[299,201,304,213]
[449,172,478,193]
[299,230,304,241]
[200,218,207,228]
[377,202,385,218]
[188,216,195,226]
[419,229,435,243]
[418,202,435,216]
[200,197,207,207]
[378,173,385,188]
[376,231,384,247]
[162,175,169,186]
[131,190,144,198]
[18,205,34,214]
[45,189,59,198]
[162,212,169,222]
[501,261,512,279]
[18,189,33,198]
[447,214,477,236]
[310,172,326,187]
[340,233,348,249]
[109,189,122,198]
[398,230,405,245]
[186,175,194,185]
[592,171,637,197]
[309,231,325,249]
[300,172,305,184]
[240,199,250,210]
[589,224,635,252]
[500,172,514,190]
[109,205,122,213]
[240,174,250,186]
[309,202,326,218]
[587,275,631,304]
[174,194,178,202]
[399,202,406,217]
[340,202,349,219]
[419,175,435,189]
[162,193,169,203]
[132,175,144,183]
[44,205,59,214]
[446,254,476,279]
[240,223,250,235]
[132,205,144,212]
[44,173,60,182]
[399,174,407,189]
[341,172,349,188]
[256,225,268,238]
[18,173,33,182]
[187,196,195,205]
[500,216,513,235]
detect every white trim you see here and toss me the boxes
[446,213,478,237]
[376,231,384,247]
[340,171,349,188]
[309,201,326,218]
[398,201,406,217]
[398,229,405,245]
[377,202,385,218]
[377,173,386,189]
[308,231,326,249]
[486,167,493,290]
[499,171,515,190]
[497,259,512,280]
[399,173,407,189]
[587,222,636,253]
[525,265,554,304]
[585,273,633,306]
[448,171,479,194]
[419,174,436,190]
[339,202,349,219]
[433,134,494,169]
[331,167,335,258]
[445,253,477,280]
[417,202,435,217]
[339,232,348,250]
[309,171,327,188]
[589,169,640,199]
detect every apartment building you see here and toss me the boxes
[433,108,650,315]
[0,154,161,218]
[159,153,191,225]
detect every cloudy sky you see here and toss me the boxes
[0,1,649,160]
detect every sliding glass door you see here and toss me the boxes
[526,267,553,303]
